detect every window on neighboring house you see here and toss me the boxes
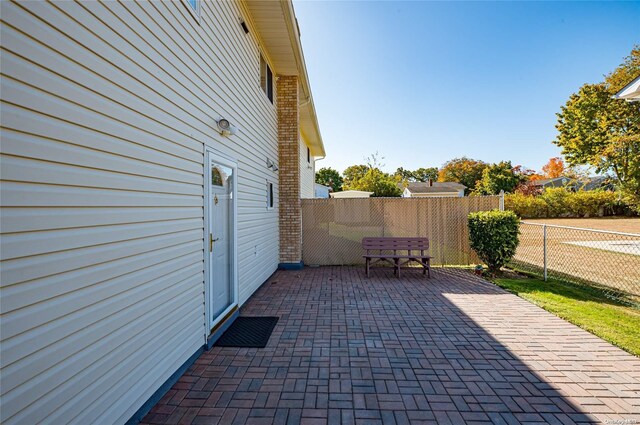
[260,54,274,103]
[307,147,311,163]
[266,181,274,209]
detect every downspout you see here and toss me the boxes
[299,95,324,162]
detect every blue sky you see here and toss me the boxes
[294,1,640,174]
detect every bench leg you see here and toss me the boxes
[365,258,370,278]
[395,258,400,278]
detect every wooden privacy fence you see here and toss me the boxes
[301,196,501,266]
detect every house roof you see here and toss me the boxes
[532,177,568,186]
[402,182,466,194]
[432,182,466,190]
[580,176,608,191]
[242,0,325,157]
[614,75,640,102]
[330,190,373,198]
[406,186,460,194]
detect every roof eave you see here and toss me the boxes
[614,75,640,102]
[282,1,325,157]
[242,0,325,157]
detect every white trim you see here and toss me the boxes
[204,148,239,334]
[181,0,201,24]
[614,76,640,101]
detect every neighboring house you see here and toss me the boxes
[330,190,374,198]
[532,176,611,192]
[531,177,571,189]
[578,176,613,191]
[0,1,324,424]
[401,181,466,198]
[315,183,331,198]
[614,75,640,102]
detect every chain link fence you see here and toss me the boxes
[511,222,640,306]
[301,196,500,266]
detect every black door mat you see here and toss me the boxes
[214,316,279,348]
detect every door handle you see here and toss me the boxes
[210,234,220,251]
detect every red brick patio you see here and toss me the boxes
[142,267,640,425]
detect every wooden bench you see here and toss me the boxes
[362,237,432,278]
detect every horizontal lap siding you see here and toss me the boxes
[0,0,279,424]
[300,137,315,199]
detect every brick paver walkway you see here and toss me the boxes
[142,267,640,425]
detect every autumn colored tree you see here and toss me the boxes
[315,167,343,192]
[528,174,545,181]
[512,165,538,180]
[541,157,565,178]
[438,157,488,194]
[554,45,640,209]
[515,181,543,196]
[606,45,640,93]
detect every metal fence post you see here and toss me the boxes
[499,190,504,211]
[543,224,547,281]
[516,221,639,306]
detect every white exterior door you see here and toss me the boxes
[206,151,238,331]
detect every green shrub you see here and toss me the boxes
[468,210,520,274]
[504,192,547,218]
[505,189,622,218]
[567,190,618,217]
[539,188,571,216]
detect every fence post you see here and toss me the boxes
[543,224,547,281]
[499,190,504,211]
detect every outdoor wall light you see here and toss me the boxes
[266,158,279,172]
[214,117,238,136]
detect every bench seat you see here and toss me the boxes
[362,237,431,278]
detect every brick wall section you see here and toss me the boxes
[277,75,301,264]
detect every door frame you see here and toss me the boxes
[204,147,239,333]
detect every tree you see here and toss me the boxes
[554,46,640,209]
[542,157,565,178]
[438,157,488,194]
[394,167,439,183]
[364,151,386,169]
[349,168,401,197]
[605,45,640,93]
[515,180,543,196]
[343,152,401,197]
[394,167,414,181]
[512,165,538,181]
[475,161,524,195]
[412,167,439,183]
[315,167,343,192]
[342,164,369,189]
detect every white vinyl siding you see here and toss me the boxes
[300,137,315,199]
[0,0,279,424]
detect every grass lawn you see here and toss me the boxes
[492,276,640,357]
